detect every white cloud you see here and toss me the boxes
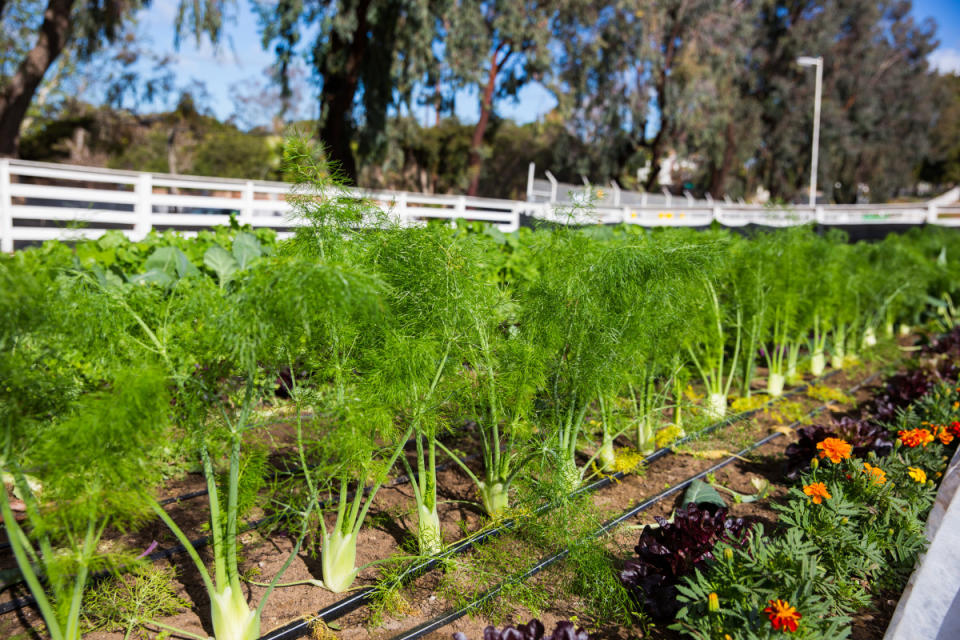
[930,48,960,75]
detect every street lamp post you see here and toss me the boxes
[797,56,823,208]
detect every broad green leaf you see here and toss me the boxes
[97,230,128,250]
[204,245,238,286]
[232,232,262,270]
[144,246,200,280]
[89,264,125,289]
[681,479,726,509]
[128,269,175,287]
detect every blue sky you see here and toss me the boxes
[132,0,960,129]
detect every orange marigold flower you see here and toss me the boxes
[936,427,954,445]
[898,428,935,448]
[816,437,852,463]
[948,421,960,438]
[765,599,802,632]
[862,462,887,485]
[803,482,832,504]
[908,467,927,483]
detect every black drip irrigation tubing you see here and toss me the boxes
[0,434,441,554]
[0,448,482,615]
[0,369,851,621]
[255,372,842,640]
[388,371,881,640]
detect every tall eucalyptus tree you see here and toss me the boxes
[551,0,750,191]
[256,0,438,181]
[0,0,230,157]
[443,0,561,195]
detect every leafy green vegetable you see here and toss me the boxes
[682,479,727,510]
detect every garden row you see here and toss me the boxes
[434,332,959,640]
[3,147,960,640]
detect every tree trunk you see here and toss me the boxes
[644,11,682,191]
[467,46,508,197]
[645,80,670,191]
[316,0,371,184]
[709,121,738,198]
[0,0,75,157]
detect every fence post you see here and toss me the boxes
[545,170,558,203]
[134,173,152,240]
[927,203,939,224]
[815,205,825,225]
[240,181,255,226]
[0,159,11,253]
[456,195,467,223]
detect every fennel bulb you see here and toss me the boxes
[321,529,360,593]
[211,582,260,640]
[478,480,509,518]
[416,502,442,555]
[706,393,727,420]
[767,373,785,397]
[810,350,825,376]
[597,438,616,472]
[636,418,656,455]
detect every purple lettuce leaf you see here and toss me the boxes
[619,503,746,620]
[453,620,587,640]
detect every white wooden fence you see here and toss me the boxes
[1,158,958,253]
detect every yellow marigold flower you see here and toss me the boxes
[803,482,832,504]
[908,467,927,483]
[898,428,934,448]
[817,437,852,463]
[862,462,887,485]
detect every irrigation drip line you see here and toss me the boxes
[0,448,482,612]
[0,434,444,554]
[254,372,841,640]
[388,371,881,640]
[0,369,854,620]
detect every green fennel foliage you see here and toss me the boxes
[520,226,712,491]
[1,368,171,640]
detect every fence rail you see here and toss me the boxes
[1,158,957,252]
